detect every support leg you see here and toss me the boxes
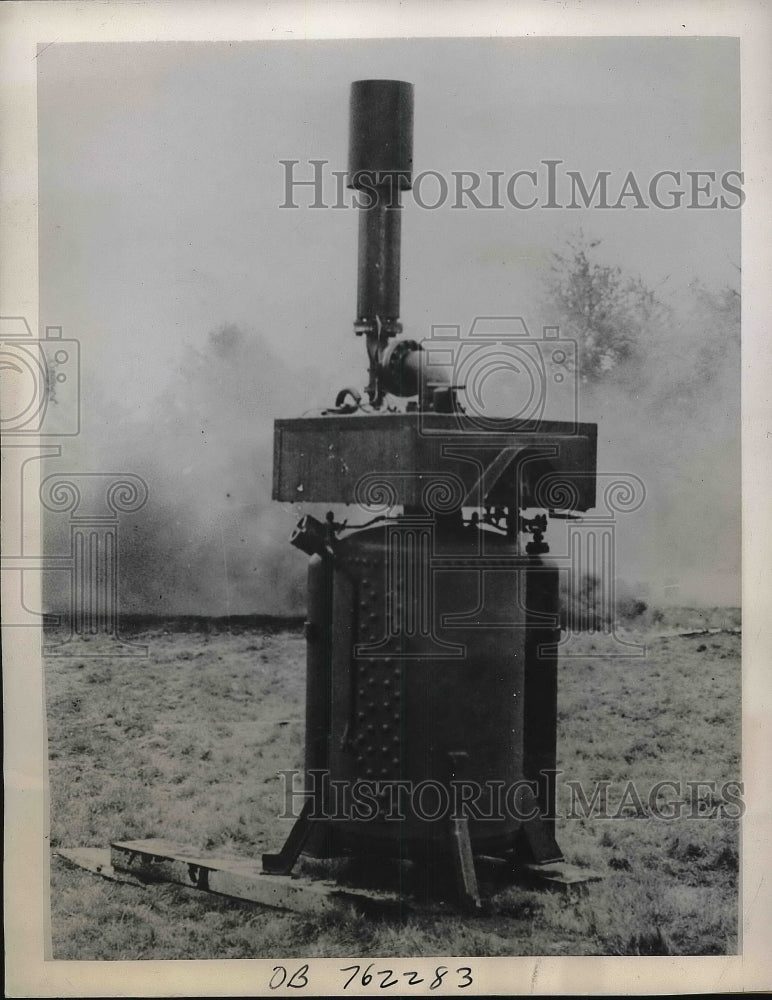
[448,816,482,912]
[517,815,564,865]
[515,782,564,865]
[262,799,320,875]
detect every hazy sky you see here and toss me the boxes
[37,38,741,608]
[38,37,739,399]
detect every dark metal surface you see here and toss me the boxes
[273,413,597,511]
[356,200,402,333]
[348,80,414,190]
[348,80,415,396]
[261,799,318,875]
[378,338,452,400]
[306,519,562,857]
[304,555,333,780]
[449,817,483,911]
[523,558,561,842]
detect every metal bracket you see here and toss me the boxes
[448,816,482,912]
[261,798,318,875]
[446,750,482,911]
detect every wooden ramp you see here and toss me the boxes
[59,840,408,917]
[56,841,603,915]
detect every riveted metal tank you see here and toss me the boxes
[302,515,562,858]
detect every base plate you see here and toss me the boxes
[519,860,604,893]
[55,841,603,915]
[109,839,406,916]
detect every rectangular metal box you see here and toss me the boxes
[273,413,597,510]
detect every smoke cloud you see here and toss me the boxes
[42,266,740,616]
[44,323,315,616]
[573,280,741,606]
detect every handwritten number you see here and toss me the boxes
[456,967,473,988]
[341,965,360,990]
[378,969,398,988]
[430,966,448,989]
[339,964,470,991]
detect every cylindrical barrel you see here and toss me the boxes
[349,80,414,337]
[356,202,402,329]
[348,80,414,190]
[379,338,452,399]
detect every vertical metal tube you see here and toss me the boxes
[356,199,402,332]
[348,80,413,344]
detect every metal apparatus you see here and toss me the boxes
[263,81,598,908]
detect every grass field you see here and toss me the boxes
[45,607,740,959]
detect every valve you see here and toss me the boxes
[289,511,346,558]
[521,513,549,554]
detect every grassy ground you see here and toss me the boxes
[45,608,740,959]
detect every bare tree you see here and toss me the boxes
[546,232,667,384]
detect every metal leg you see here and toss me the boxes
[444,749,482,911]
[516,783,564,865]
[262,799,319,875]
[448,816,482,912]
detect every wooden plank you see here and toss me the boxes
[110,839,407,916]
[519,860,604,893]
[654,627,741,640]
[55,847,147,887]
